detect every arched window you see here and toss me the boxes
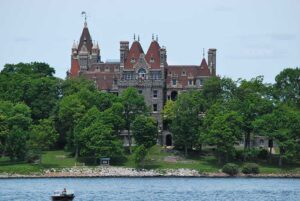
[138,68,146,79]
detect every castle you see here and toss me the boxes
[69,21,217,146]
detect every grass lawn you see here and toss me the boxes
[122,145,300,174]
[0,150,76,174]
[0,146,300,174]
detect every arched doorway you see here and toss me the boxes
[170,91,178,101]
[166,135,172,146]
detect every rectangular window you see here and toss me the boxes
[153,90,158,98]
[182,71,186,76]
[188,79,193,85]
[199,79,203,86]
[172,79,177,86]
[153,104,158,112]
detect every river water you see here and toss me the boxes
[0,178,300,201]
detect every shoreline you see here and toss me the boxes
[1,166,300,179]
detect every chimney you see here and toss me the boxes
[208,49,217,76]
[160,46,167,67]
[120,41,129,67]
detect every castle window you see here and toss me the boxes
[260,139,264,146]
[150,57,155,63]
[199,79,204,86]
[153,90,158,98]
[172,79,177,86]
[130,57,135,63]
[153,104,158,112]
[188,79,193,86]
[152,71,161,80]
[138,68,146,79]
[124,72,133,80]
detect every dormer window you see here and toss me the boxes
[150,57,155,63]
[130,57,135,63]
[138,68,146,79]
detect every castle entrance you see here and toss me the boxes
[166,134,172,146]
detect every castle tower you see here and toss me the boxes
[69,20,101,77]
[208,49,217,76]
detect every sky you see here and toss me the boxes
[0,0,299,83]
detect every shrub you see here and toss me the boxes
[25,151,40,163]
[258,149,269,160]
[222,163,239,176]
[242,163,260,174]
[243,149,259,161]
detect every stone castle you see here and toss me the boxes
[68,21,217,146]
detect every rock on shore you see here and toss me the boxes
[42,166,201,177]
[1,166,300,178]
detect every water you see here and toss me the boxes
[0,178,300,201]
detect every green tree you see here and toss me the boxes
[0,62,60,122]
[132,115,157,149]
[275,67,300,108]
[80,121,123,163]
[121,87,147,153]
[203,105,243,164]
[0,101,14,157]
[253,104,300,166]
[61,77,97,97]
[28,118,59,162]
[162,100,175,130]
[234,76,273,150]
[170,91,201,156]
[6,127,29,161]
[74,106,102,158]
[100,103,125,136]
[58,94,85,153]
[134,145,148,168]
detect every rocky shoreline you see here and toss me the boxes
[1,166,300,178]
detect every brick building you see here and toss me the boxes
[69,21,217,146]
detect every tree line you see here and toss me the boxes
[0,62,299,167]
[164,68,300,166]
[0,62,156,165]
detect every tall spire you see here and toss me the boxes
[133,33,136,41]
[156,35,158,42]
[203,48,205,58]
[138,35,140,42]
[81,11,87,27]
[152,33,154,41]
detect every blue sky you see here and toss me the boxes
[0,0,299,83]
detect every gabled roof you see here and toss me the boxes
[78,25,93,53]
[199,58,211,75]
[145,40,161,69]
[124,41,144,68]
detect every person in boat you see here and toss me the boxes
[62,188,67,195]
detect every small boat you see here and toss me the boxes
[51,189,75,201]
